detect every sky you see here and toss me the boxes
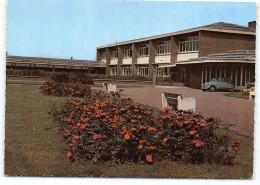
[6,0,256,60]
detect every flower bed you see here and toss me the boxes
[49,90,241,165]
[40,80,91,98]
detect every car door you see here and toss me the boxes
[216,78,226,89]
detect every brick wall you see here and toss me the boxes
[199,31,256,57]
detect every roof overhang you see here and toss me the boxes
[175,59,255,65]
[157,64,177,68]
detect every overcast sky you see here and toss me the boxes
[6,0,256,60]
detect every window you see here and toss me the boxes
[112,50,118,58]
[137,65,149,76]
[157,41,171,55]
[124,47,132,58]
[101,52,106,59]
[110,66,118,75]
[179,36,199,53]
[122,66,132,75]
[156,67,169,77]
[139,44,149,56]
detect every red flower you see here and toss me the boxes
[67,151,72,160]
[138,145,143,149]
[163,138,168,143]
[189,130,197,135]
[72,135,79,140]
[146,155,153,163]
[124,134,130,140]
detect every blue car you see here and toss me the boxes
[202,77,234,92]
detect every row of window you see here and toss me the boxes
[101,36,199,59]
[110,65,149,76]
[110,65,172,76]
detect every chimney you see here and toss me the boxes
[71,56,73,60]
[248,21,256,29]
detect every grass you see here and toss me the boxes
[5,83,253,178]
[6,79,45,86]
[223,92,249,99]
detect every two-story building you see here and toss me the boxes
[96,21,256,89]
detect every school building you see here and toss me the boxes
[96,21,256,89]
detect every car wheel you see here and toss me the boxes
[202,89,206,91]
[209,85,216,92]
[229,88,234,92]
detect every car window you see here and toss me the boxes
[224,78,230,82]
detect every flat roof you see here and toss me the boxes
[97,22,256,49]
[6,55,106,68]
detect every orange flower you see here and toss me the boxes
[67,151,72,160]
[124,134,130,140]
[163,138,168,143]
[200,123,206,127]
[131,127,137,131]
[131,120,136,123]
[195,142,201,147]
[120,108,126,112]
[146,155,153,163]
[93,134,100,140]
[98,147,102,150]
[148,146,157,150]
[72,135,79,140]
[138,145,143,149]
[57,141,61,145]
[189,130,197,135]
[195,134,199,137]
[147,127,157,133]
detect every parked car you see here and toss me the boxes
[202,77,234,92]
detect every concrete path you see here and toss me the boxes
[117,86,255,137]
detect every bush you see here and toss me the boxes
[156,76,171,82]
[49,90,241,165]
[6,68,52,77]
[40,80,92,98]
[50,72,94,85]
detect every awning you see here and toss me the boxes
[157,64,176,68]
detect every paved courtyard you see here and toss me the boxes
[117,86,255,137]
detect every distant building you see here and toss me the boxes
[97,21,256,89]
[6,55,106,74]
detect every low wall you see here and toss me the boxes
[94,79,153,86]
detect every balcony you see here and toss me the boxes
[177,52,199,61]
[155,55,171,64]
[137,56,149,64]
[122,58,132,64]
[110,58,118,65]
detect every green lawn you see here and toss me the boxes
[5,83,253,178]
[223,92,249,99]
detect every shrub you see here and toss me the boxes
[40,80,91,98]
[50,72,94,85]
[50,72,70,83]
[49,90,241,165]
[156,76,171,82]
